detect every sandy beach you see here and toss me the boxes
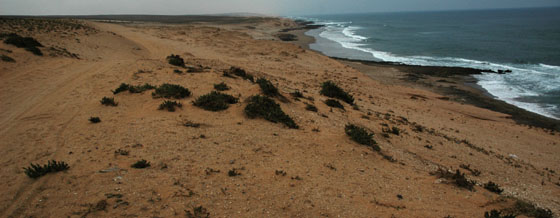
[0,16,558,217]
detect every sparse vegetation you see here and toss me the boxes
[173,69,182,74]
[115,149,129,156]
[89,117,101,123]
[510,200,553,218]
[166,54,184,67]
[257,77,280,97]
[305,104,318,112]
[3,33,43,56]
[186,206,210,218]
[228,168,241,177]
[325,99,344,110]
[1,54,15,62]
[320,81,354,105]
[433,169,475,191]
[100,97,117,106]
[345,124,379,151]
[152,83,191,99]
[193,91,238,111]
[158,100,182,112]
[112,83,155,94]
[291,90,304,98]
[484,181,504,194]
[24,160,69,179]
[214,82,230,91]
[484,210,516,218]
[223,66,254,82]
[244,95,298,129]
[131,159,150,169]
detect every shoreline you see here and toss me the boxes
[284,24,560,131]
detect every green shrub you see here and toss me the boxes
[257,78,280,97]
[214,82,230,91]
[244,95,298,129]
[1,54,15,62]
[484,181,504,194]
[113,83,156,94]
[345,124,378,150]
[193,91,238,111]
[158,100,182,112]
[25,46,43,56]
[434,169,475,191]
[100,97,118,106]
[305,104,318,112]
[325,99,344,109]
[513,200,553,218]
[173,69,182,74]
[166,54,184,67]
[228,168,241,177]
[224,67,254,82]
[320,81,354,105]
[152,83,191,99]
[24,160,69,179]
[131,159,150,169]
[89,117,101,123]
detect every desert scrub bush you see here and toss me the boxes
[345,124,379,151]
[325,99,344,110]
[193,91,238,111]
[112,83,155,94]
[89,117,101,123]
[3,33,43,56]
[484,210,516,218]
[433,169,475,191]
[320,81,354,105]
[159,100,182,112]
[484,181,504,194]
[305,104,318,112]
[152,83,191,99]
[257,78,280,97]
[131,159,150,168]
[512,200,553,218]
[1,54,15,62]
[186,206,210,218]
[244,95,298,129]
[228,168,241,177]
[100,97,118,106]
[24,160,69,179]
[213,82,230,91]
[166,54,184,67]
[224,66,254,82]
[291,90,304,98]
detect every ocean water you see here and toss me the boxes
[298,7,560,120]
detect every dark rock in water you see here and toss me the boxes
[497,69,512,74]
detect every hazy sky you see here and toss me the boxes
[1,0,559,16]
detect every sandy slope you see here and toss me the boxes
[0,18,558,217]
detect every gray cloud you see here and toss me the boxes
[0,0,558,15]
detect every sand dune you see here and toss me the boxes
[0,17,558,217]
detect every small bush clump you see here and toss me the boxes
[244,95,298,129]
[291,90,304,98]
[193,91,238,111]
[186,206,210,218]
[89,117,101,123]
[484,210,516,218]
[100,97,118,106]
[512,200,553,218]
[158,100,182,112]
[24,160,69,179]
[325,99,344,110]
[1,54,15,62]
[3,33,43,56]
[484,181,504,194]
[223,67,254,82]
[345,124,378,151]
[257,78,280,97]
[131,159,150,169]
[214,82,230,91]
[112,83,155,94]
[433,169,475,191]
[166,54,185,67]
[320,81,354,105]
[228,168,241,177]
[305,104,318,112]
[152,83,191,99]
